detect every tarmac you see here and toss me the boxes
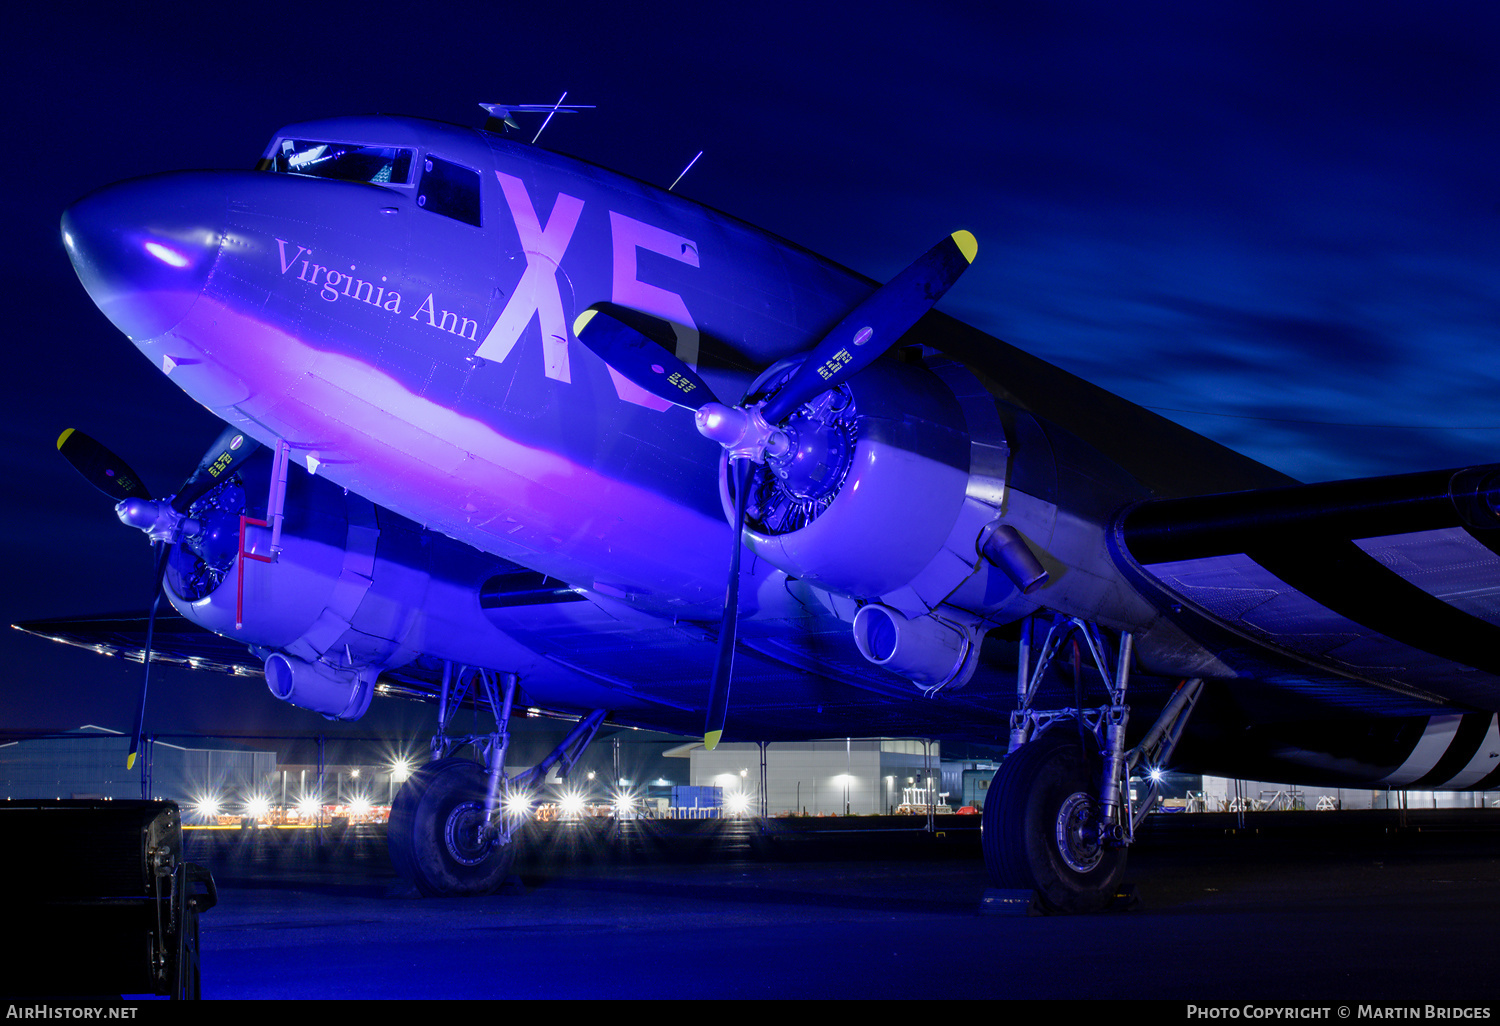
[160,809,1500,1002]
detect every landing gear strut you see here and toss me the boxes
[983,613,1202,913]
[386,663,607,896]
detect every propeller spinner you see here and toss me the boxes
[575,230,977,749]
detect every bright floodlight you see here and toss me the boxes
[725,791,751,815]
[297,795,322,818]
[192,794,221,820]
[391,757,413,783]
[245,794,270,820]
[143,241,189,268]
[348,795,371,817]
[559,790,586,817]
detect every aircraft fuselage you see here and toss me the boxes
[67,117,925,618]
[61,113,1305,731]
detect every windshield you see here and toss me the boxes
[271,139,414,185]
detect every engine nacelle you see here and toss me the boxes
[158,448,516,720]
[726,358,972,602]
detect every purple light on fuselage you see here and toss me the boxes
[139,292,736,615]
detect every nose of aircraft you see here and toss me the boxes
[61,173,227,341]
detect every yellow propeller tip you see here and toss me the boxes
[56,428,74,450]
[952,230,978,264]
[704,730,722,751]
[572,308,598,336]
[126,751,136,770]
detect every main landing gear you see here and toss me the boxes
[389,758,515,896]
[983,614,1203,913]
[386,664,606,896]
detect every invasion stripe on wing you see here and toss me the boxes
[1381,713,1499,787]
[1246,536,1500,679]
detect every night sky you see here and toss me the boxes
[4,2,1499,737]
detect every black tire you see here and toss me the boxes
[387,758,515,897]
[981,728,1126,914]
[386,761,440,887]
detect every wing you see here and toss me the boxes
[11,607,1029,742]
[16,611,263,676]
[1112,464,1500,712]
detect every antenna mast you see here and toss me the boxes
[669,150,703,192]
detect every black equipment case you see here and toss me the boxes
[0,799,216,998]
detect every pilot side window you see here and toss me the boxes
[417,156,482,227]
[272,140,414,185]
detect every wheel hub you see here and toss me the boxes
[444,800,496,866]
[1054,791,1105,873]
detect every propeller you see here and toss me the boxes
[575,230,977,749]
[58,426,259,768]
[56,428,152,503]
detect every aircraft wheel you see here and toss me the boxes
[387,758,515,896]
[386,762,439,887]
[982,727,1125,914]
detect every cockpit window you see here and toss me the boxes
[272,140,414,185]
[417,156,482,226]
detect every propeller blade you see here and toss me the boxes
[172,425,258,512]
[126,541,171,770]
[760,230,976,424]
[704,457,752,750]
[574,306,717,410]
[57,429,153,502]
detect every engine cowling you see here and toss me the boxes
[160,450,403,718]
[726,358,973,602]
[155,447,564,720]
[159,449,438,719]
